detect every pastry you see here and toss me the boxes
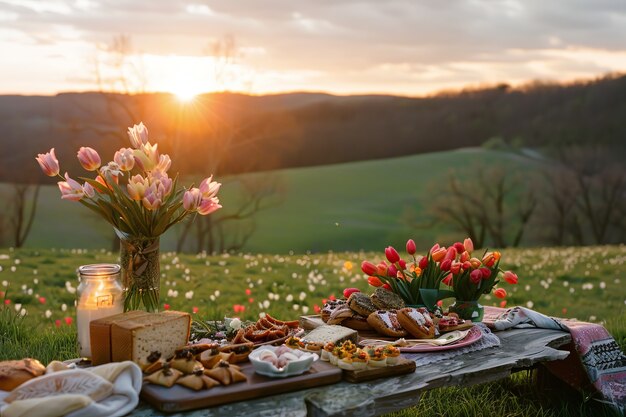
[347,292,377,317]
[383,345,401,365]
[199,350,233,369]
[326,304,353,325]
[350,349,369,371]
[397,307,436,339]
[321,342,335,362]
[170,351,204,374]
[139,351,164,373]
[367,310,408,338]
[45,361,71,373]
[437,315,473,332]
[341,315,374,332]
[321,300,347,322]
[175,343,218,357]
[366,347,387,368]
[0,358,46,391]
[219,342,254,363]
[370,288,406,310]
[144,363,183,388]
[176,369,218,391]
[204,361,247,385]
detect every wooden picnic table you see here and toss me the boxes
[130,327,571,417]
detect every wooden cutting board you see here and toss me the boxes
[341,357,416,383]
[140,360,342,413]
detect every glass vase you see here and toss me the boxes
[448,300,484,322]
[116,229,161,312]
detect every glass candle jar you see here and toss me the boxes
[76,264,124,358]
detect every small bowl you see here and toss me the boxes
[249,346,318,378]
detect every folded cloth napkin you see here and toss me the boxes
[485,306,626,413]
[0,361,142,417]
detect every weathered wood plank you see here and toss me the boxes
[130,328,571,417]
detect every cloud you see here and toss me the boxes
[0,0,625,95]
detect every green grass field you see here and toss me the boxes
[1,245,624,416]
[3,147,541,253]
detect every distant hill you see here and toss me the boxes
[2,74,625,183]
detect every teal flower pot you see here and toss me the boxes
[448,300,484,322]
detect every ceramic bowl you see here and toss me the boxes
[249,346,318,378]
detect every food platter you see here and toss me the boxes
[398,325,482,353]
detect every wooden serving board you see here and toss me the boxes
[140,360,342,413]
[341,357,416,383]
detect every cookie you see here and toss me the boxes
[370,288,406,310]
[347,292,377,317]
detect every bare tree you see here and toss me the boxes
[424,164,537,248]
[3,184,40,248]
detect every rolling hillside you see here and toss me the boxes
[4,148,540,253]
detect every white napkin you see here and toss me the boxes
[0,361,142,417]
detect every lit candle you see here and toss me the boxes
[76,264,124,358]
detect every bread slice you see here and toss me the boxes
[89,310,149,365]
[301,325,358,345]
[111,311,191,364]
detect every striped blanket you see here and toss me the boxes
[483,306,626,412]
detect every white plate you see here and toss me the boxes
[249,346,318,378]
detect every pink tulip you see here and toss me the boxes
[199,176,221,199]
[460,251,470,263]
[155,154,171,172]
[361,261,378,276]
[450,261,461,274]
[77,147,101,171]
[114,148,135,171]
[58,173,84,201]
[127,175,148,200]
[197,197,222,215]
[462,260,472,270]
[127,122,149,148]
[463,238,474,253]
[493,288,507,299]
[406,239,416,255]
[384,246,400,264]
[503,271,519,285]
[83,182,95,198]
[151,171,173,197]
[470,269,482,284]
[430,243,440,253]
[387,264,398,277]
[36,148,60,177]
[142,186,162,210]
[183,188,202,211]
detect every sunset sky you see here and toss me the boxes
[1,0,626,97]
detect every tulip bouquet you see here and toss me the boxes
[36,123,222,311]
[360,239,455,309]
[361,238,519,314]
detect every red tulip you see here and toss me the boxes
[343,288,361,298]
[387,265,398,277]
[314,305,321,313]
[382,283,392,290]
[329,294,336,301]
[500,300,507,308]
[442,273,453,286]
[385,246,400,264]
[406,239,416,255]
[444,247,457,262]
[38,297,46,304]
[450,261,461,274]
[462,261,472,270]
[437,300,443,307]
[470,269,482,284]
[192,306,199,314]
[368,276,383,287]
[453,242,465,253]
[494,288,507,299]
[398,260,407,270]
[55,320,61,328]
[503,271,518,285]
[4,299,10,305]
[440,259,452,272]
[460,251,470,263]
[164,303,170,310]
[361,261,377,276]
[248,298,254,303]
[245,288,252,296]
[418,256,429,269]
[479,267,492,279]
[64,317,73,325]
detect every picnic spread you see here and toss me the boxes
[1,299,624,416]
